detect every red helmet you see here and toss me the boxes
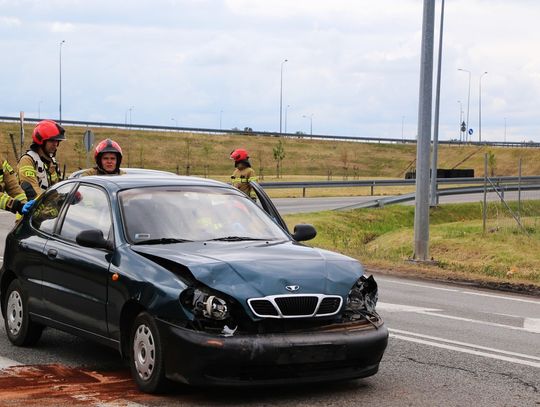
[32,120,66,145]
[230,148,249,162]
[94,139,123,170]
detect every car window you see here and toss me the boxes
[119,186,290,243]
[58,185,112,243]
[31,184,75,234]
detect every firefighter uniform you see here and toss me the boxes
[231,166,257,199]
[18,152,61,200]
[80,167,126,177]
[0,159,28,213]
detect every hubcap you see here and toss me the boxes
[133,323,155,381]
[7,291,23,336]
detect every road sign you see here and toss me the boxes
[460,121,466,132]
[468,128,474,135]
[83,129,94,153]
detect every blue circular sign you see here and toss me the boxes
[468,128,474,135]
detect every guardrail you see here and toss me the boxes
[259,176,540,197]
[1,115,538,148]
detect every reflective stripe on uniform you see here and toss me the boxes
[13,192,26,202]
[0,194,9,210]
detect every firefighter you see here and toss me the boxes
[80,138,125,176]
[230,148,257,200]
[0,159,33,215]
[18,119,65,200]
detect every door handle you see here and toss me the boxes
[47,249,58,259]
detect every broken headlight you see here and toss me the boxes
[345,274,378,314]
[181,288,230,321]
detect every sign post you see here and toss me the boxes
[83,129,94,169]
[19,111,25,153]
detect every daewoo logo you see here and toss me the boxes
[285,285,300,292]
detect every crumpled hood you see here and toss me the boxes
[131,240,364,302]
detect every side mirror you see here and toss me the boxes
[292,224,317,242]
[76,229,113,250]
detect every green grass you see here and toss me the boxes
[283,201,540,286]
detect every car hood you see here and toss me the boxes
[131,240,363,301]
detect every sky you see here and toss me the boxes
[1,0,540,142]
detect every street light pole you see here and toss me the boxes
[458,100,463,141]
[219,110,223,130]
[285,105,290,133]
[129,106,134,127]
[479,71,488,143]
[171,118,178,128]
[458,68,471,141]
[59,40,65,123]
[401,116,405,141]
[279,59,288,133]
[504,117,507,143]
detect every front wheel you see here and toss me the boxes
[129,312,168,393]
[3,279,43,346]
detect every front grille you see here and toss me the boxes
[248,295,342,319]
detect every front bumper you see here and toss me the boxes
[159,319,388,386]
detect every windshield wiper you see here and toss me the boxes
[133,238,193,245]
[207,236,271,242]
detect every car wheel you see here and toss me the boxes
[129,312,168,393]
[3,279,43,346]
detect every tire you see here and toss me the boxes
[129,312,168,393]
[3,279,43,346]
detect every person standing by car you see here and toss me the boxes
[230,148,257,200]
[80,138,125,176]
[18,119,65,200]
[0,159,33,215]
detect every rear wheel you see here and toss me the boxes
[129,312,168,393]
[3,279,43,346]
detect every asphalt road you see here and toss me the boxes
[0,200,538,405]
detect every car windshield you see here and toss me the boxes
[119,186,290,244]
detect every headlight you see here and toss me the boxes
[182,288,230,321]
[346,275,378,314]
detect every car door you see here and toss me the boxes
[250,181,289,232]
[41,184,113,337]
[19,183,76,316]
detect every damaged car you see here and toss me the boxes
[0,175,388,393]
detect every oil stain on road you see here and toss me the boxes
[0,364,157,406]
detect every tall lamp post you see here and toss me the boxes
[458,68,471,141]
[171,118,178,128]
[479,71,488,142]
[302,114,313,135]
[279,59,288,133]
[504,117,507,143]
[458,100,463,141]
[401,116,405,141]
[285,105,290,133]
[59,40,66,123]
[219,110,223,130]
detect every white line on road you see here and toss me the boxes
[379,278,540,305]
[0,356,21,369]
[378,302,540,334]
[390,330,540,369]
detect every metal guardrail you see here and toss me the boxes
[1,115,538,148]
[335,183,540,210]
[259,176,540,197]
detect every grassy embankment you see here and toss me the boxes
[284,201,540,287]
[2,122,540,287]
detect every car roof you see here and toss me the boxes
[68,167,177,179]
[62,174,233,192]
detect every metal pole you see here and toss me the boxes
[310,115,313,135]
[413,0,435,261]
[430,0,445,207]
[458,68,471,142]
[458,100,463,141]
[518,157,522,220]
[279,59,288,133]
[220,110,223,130]
[285,105,290,133]
[59,40,65,123]
[504,117,507,143]
[479,71,488,142]
[401,116,405,141]
[483,153,487,233]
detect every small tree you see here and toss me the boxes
[487,151,496,176]
[201,143,213,178]
[273,138,286,179]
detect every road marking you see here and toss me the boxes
[378,302,540,334]
[390,328,540,369]
[0,356,21,369]
[379,278,540,305]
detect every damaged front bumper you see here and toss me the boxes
[158,318,389,386]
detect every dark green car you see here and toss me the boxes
[0,175,388,393]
